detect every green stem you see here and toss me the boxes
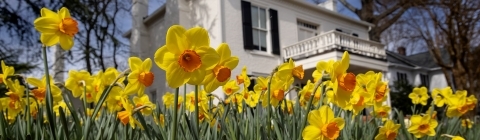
[194,85,200,137]
[171,88,180,140]
[42,46,56,140]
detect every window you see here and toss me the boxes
[247,75,256,91]
[251,6,268,51]
[420,74,429,88]
[241,1,280,55]
[297,20,318,41]
[396,72,408,83]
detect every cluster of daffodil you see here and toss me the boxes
[0,7,478,140]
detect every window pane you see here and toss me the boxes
[259,8,266,29]
[251,6,258,28]
[252,29,259,47]
[260,30,267,49]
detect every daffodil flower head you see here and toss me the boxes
[34,7,78,50]
[27,75,63,105]
[407,114,438,138]
[222,80,240,96]
[375,120,400,140]
[202,43,239,93]
[236,66,250,87]
[133,94,156,115]
[65,70,93,99]
[276,58,304,82]
[125,57,154,95]
[302,105,345,140]
[408,87,429,105]
[155,25,220,88]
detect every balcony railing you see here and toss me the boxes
[283,30,386,60]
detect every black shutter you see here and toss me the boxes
[241,1,254,50]
[269,9,280,55]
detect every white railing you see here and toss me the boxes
[283,30,386,60]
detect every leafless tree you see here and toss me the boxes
[406,0,480,98]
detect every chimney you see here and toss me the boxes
[397,46,406,56]
[318,0,337,12]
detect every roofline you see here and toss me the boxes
[388,63,441,71]
[287,0,374,27]
[122,4,167,38]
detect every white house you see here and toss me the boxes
[386,47,450,91]
[123,0,391,105]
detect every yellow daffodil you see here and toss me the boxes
[323,52,356,109]
[461,119,473,128]
[53,101,70,116]
[27,75,63,105]
[236,66,250,87]
[407,114,438,138]
[33,7,78,50]
[202,43,239,93]
[375,120,400,140]
[65,70,93,99]
[105,86,126,112]
[125,57,154,95]
[3,79,26,118]
[371,105,391,121]
[262,77,288,107]
[117,98,141,129]
[446,90,476,117]
[154,25,220,88]
[245,91,260,108]
[162,92,184,109]
[372,72,389,105]
[1,61,15,85]
[133,94,156,115]
[431,86,452,107]
[222,80,239,96]
[185,91,208,112]
[408,87,429,105]
[299,80,321,107]
[253,76,268,94]
[276,58,304,82]
[302,105,345,140]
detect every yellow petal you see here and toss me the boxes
[154,46,176,70]
[59,34,74,50]
[124,82,140,95]
[196,46,220,70]
[41,8,58,17]
[129,57,142,71]
[27,78,43,88]
[223,57,239,70]
[40,33,60,46]
[187,69,205,85]
[216,43,231,62]
[185,26,209,47]
[142,58,152,71]
[166,25,187,54]
[307,109,323,128]
[302,125,321,140]
[319,105,334,124]
[58,7,71,19]
[332,118,345,129]
[34,17,60,33]
[338,51,350,72]
[166,64,191,88]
